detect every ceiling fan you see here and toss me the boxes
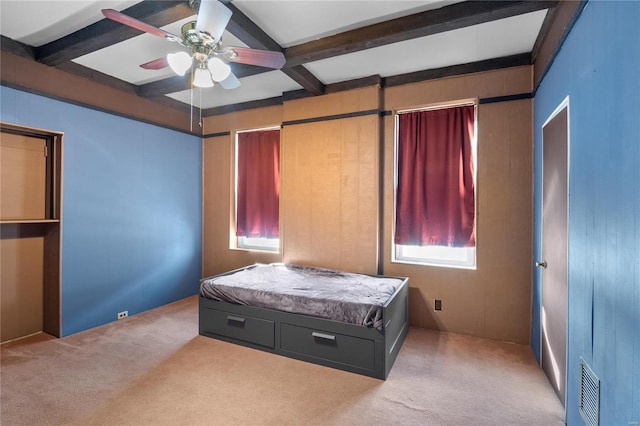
[102,0,286,89]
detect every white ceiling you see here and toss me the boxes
[0,0,140,46]
[0,1,548,110]
[304,10,546,85]
[232,0,462,48]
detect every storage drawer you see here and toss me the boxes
[280,323,374,370]
[201,308,274,348]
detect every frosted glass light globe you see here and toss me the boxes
[207,57,231,82]
[167,51,192,76]
[193,67,214,88]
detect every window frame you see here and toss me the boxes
[391,100,478,269]
[232,125,281,252]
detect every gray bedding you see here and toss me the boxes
[199,263,404,331]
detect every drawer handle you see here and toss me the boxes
[227,315,246,324]
[312,331,336,341]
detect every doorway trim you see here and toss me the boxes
[1,121,63,340]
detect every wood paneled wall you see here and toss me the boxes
[383,66,533,344]
[202,67,534,344]
[1,224,45,342]
[280,87,379,274]
[280,117,379,272]
[202,107,283,277]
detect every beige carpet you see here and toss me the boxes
[1,296,564,425]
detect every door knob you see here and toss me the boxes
[536,260,548,268]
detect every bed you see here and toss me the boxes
[199,263,409,379]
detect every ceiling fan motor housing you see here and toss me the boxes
[181,22,221,58]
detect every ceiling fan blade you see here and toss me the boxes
[218,72,241,90]
[195,0,232,41]
[102,9,181,43]
[140,57,168,70]
[224,47,286,69]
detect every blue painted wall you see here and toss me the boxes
[532,1,640,424]
[1,86,202,336]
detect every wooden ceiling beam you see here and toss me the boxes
[285,0,558,67]
[222,2,282,52]
[56,62,138,95]
[136,75,190,98]
[1,35,35,60]
[203,96,283,117]
[384,53,532,87]
[282,66,325,96]
[35,0,193,66]
[223,1,325,96]
[282,75,382,103]
[325,75,382,94]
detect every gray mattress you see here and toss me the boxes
[199,263,404,331]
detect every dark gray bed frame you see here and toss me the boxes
[198,267,409,380]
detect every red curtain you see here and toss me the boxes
[236,129,280,238]
[395,105,475,247]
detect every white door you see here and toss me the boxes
[539,99,569,406]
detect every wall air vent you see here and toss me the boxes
[579,358,600,426]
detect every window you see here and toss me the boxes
[393,102,477,269]
[234,127,280,251]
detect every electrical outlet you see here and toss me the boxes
[117,311,128,320]
[434,299,442,311]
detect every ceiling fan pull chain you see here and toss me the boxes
[199,88,203,128]
[190,68,194,133]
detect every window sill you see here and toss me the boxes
[391,258,476,271]
[229,246,280,254]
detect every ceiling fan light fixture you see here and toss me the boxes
[167,51,192,76]
[193,67,214,88]
[207,57,231,82]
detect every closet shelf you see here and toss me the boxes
[0,219,60,224]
